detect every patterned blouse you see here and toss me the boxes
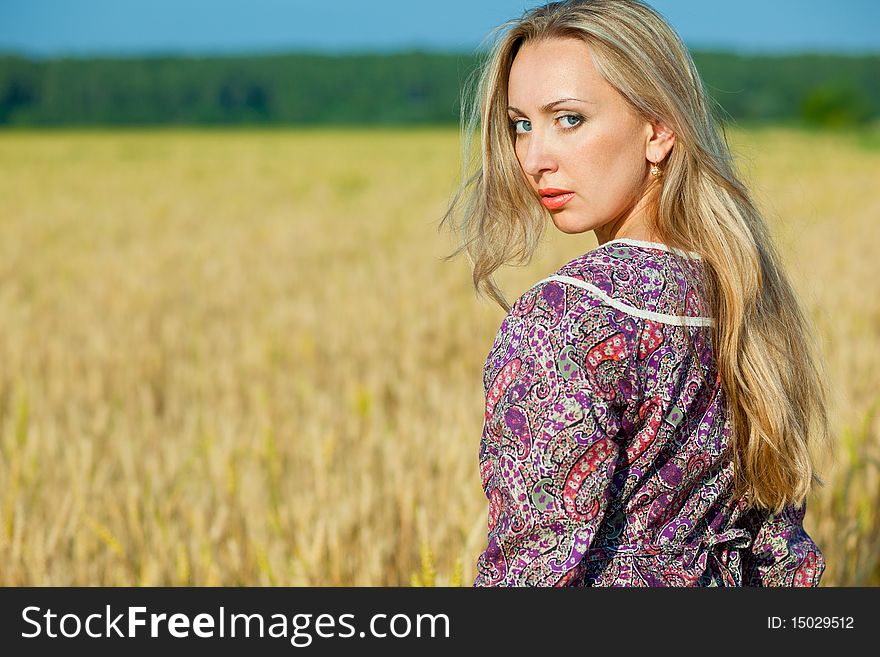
[474,238,825,587]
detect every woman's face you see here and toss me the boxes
[506,37,672,242]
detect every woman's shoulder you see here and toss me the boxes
[532,237,712,329]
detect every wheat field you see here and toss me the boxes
[0,126,877,586]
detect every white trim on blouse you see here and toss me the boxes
[533,274,715,328]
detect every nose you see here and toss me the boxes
[519,129,558,178]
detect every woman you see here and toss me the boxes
[441,0,830,586]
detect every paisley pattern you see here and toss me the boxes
[474,238,825,587]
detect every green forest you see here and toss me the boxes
[0,50,877,127]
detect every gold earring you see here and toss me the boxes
[649,162,662,177]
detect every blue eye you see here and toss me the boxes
[560,114,582,128]
[512,119,531,134]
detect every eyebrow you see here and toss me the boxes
[507,97,593,114]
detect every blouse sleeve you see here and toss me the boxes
[740,503,826,587]
[474,289,637,587]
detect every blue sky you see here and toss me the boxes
[1,0,878,57]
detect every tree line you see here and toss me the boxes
[0,50,877,128]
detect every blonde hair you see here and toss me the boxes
[440,0,830,513]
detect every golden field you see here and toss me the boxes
[0,126,877,586]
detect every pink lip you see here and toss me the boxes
[540,192,575,210]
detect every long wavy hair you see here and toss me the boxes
[439,0,830,513]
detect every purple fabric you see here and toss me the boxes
[474,240,825,587]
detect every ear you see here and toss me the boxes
[645,118,675,164]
